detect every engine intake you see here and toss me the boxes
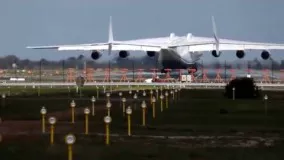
[91,51,101,60]
[119,50,129,58]
[212,50,221,57]
[236,50,245,59]
[261,50,270,60]
[147,51,156,57]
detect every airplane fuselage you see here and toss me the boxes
[158,47,202,70]
[94,35,203,72]
[93,47,201,73]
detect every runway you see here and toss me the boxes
[1,82,284,90]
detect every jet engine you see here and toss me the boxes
[261,50,270,60]
[212,50,221,57]
[91,50,102,60]
[119,50,129,58]
[236,50,245,59]
[146,51,156,57]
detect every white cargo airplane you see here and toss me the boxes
[27,16,284,73]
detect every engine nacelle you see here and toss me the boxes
[212,50,221,57]
[261,50,270,60]
[146,51,156,57]
[91,51,102,60]
[119,50,129,58]
[236,50,245,59]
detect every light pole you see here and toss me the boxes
[104,116,112,145]
[126,107,132,136]
[152,96,156,119]
[12,63,17,82]
[133,93,138,110]
[264,94,268,117]
[106,101,112,116]
[106,92,110,103]
[141,101,147,126]
[150,90,153,104]
[70,100,76,123]
[84,108,90,135]
[143,90,146,97]
[48,116,56,145]
[178,88,181,100]
[1,93,6,108]
[96,86,99,99]
[91,96,96,116]
[155,89,159,102]
[232,87,235,100]
[160,94,164,112]
[165,91,169,109]
[129,90,132,97]
[65,134,76,160]
[39,60,42,83]
[122,97,126,116]
[170,90,174,101]
[118,92,122,107]
[40,107,47,133]
[174,89,178,102]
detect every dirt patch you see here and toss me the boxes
[0,104,108,140]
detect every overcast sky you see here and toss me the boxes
[0,0,284,62]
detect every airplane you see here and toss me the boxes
[27,16,284,74]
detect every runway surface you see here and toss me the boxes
[1,82,284,91]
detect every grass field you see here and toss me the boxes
[1,87,284,160]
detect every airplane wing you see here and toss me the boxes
[182,16,284,52]
[27,40,215,52]
[27,16,165,52]
[27,15,284,53]
[179,39,284,52]
[27,41,163,52]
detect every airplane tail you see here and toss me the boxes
[108,16,113,55]
[211,16,220,54]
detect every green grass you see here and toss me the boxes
[1,88,284,130]
[1,88,284,159]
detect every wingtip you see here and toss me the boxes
[211,16,215,24]
[108,15,114,43]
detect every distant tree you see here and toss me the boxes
[77,54,85,60]
[271,58,280,70]
[212,61,221,69]
[236,62,242,70]
[224,61,232,69]
[18,59,31,69]
[67,57,76,61]
[224,77,260,99]
[253,58,262,70]
[40,58,48,65]
[4,55,20,68]
[281,60,284,69]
